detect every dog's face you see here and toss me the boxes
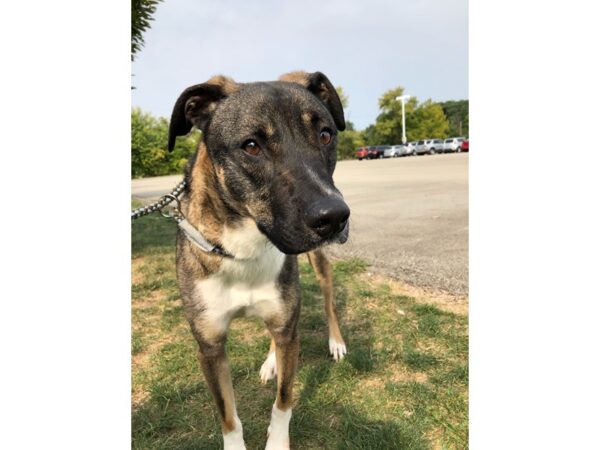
[168,72,350,255]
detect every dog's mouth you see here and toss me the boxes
[325,219,349,245]
[258,220,350,255]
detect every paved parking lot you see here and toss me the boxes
[328,153,468,296]
[132,153,468,296]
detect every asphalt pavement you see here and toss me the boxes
[132,153,468,296]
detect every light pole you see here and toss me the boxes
[395,94,411,144]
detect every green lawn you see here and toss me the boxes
[132,205,468,449]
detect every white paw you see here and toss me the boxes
[223,417,246,450]
[329,337,347,361]
[260,351,277,383]
[265,406,291,450]
[224,438,246,450]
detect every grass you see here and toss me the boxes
[131,203,468,449]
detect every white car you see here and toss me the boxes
[415,140,428,155]
[383,145,409,157]
[442,137,466,153]
[424,139,445,154]
[406,141,417,155]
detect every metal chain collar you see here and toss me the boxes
[131,180,187,220]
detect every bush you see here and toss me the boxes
[131,108,199,178]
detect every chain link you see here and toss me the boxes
[131,180,187,219]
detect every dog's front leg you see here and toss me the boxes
[307,250,347,360]
[264,327,299,450]
[196,335,246,450]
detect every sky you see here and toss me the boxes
[132,0,468,130]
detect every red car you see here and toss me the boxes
[459,139,469,152]
[355,147,370,160]
[366,145,392,159]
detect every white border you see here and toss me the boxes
[1,0,131,448]
[470,0,600,448]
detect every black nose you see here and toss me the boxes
[305,198,350,238]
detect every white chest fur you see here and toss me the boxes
[194,220,286,332]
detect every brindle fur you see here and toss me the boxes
[170,71,349,448]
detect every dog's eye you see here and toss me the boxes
[241,139,261,156]
[319,129,333,145]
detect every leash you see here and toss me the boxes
[131,180,186,219]
[131,180,234,258]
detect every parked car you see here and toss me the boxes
[459,139,469,152]
[355,147,370,160]
[415,140,428,155]
[384,145,410,158]
[406,141,418,156]
[442,137,466,153]
[399,144,413,156]
[368,145,391,159]
[383,146,399,158]
[424,139,445,154]
[367,146,380,159]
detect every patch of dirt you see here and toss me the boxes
[230,320,270,345]
[132,289,164,309]
[131,257,146,285]
[131,388,150,410]
[427,428,451,450]
[388,366,429,384]
[360,378,386,389]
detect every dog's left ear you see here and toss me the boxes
[168,76,238,151]
[279,71,346,131]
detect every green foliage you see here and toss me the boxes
[132,0,162,60]
[131,108,199,178]
[336,120,366,161]
[361,124,378,147]
[407,100,450,141]
[439,100,469,137]
[335,86,349,109]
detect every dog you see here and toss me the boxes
[168,71,350,449]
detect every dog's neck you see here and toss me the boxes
[182,143,235,241]
[182,142,275,260]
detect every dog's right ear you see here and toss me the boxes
[168,76,238,151]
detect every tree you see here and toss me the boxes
[132,0,162,60]
[439,100,469,137]
[405,100,450,141]
[335,86,349,109]
[361,124,378,147]
[336,120,366,160]
[131,108,199,178]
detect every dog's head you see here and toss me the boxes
[168,71,350,255]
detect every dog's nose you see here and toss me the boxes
[305,199,350,239]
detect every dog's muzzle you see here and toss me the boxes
[304,197,350,242]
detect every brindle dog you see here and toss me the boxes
[168,71,350,450]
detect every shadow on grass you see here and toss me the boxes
[132,211,178,257]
